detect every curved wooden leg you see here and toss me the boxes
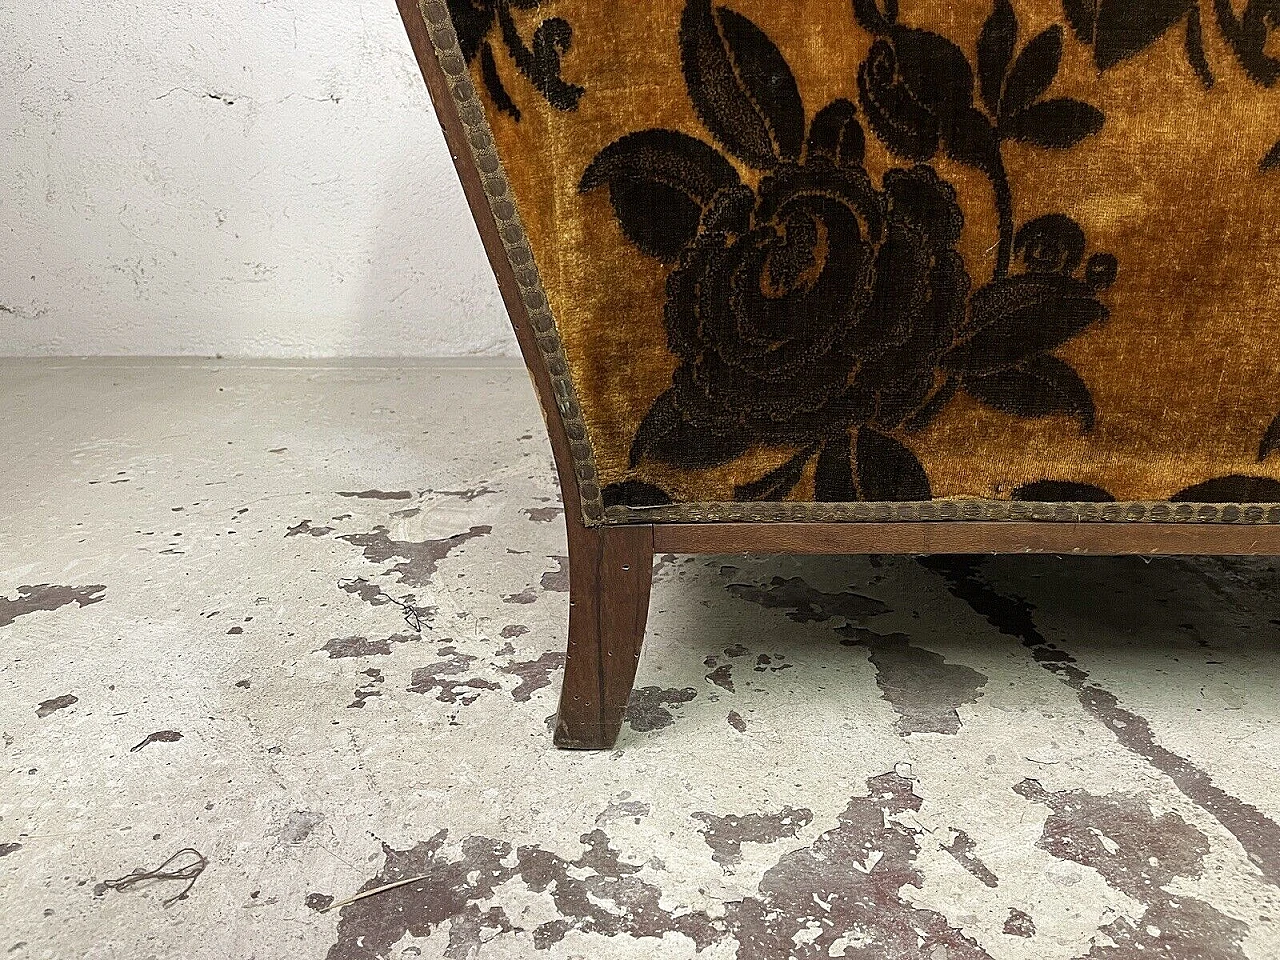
[553,522,654,749]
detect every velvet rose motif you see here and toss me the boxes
[660,160,968,453]
[584,0,1119,505]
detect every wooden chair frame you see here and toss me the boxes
[395,0,1280,750]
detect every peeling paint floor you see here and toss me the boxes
[3,358,1280,960]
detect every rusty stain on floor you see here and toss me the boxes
[1,359,1279,959]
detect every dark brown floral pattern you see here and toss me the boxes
[655,164,967,449]
[856,0,1105,278]
[584,0,1119,505]
[1172,475,1280,500]
[1015,476,1280,501]
[1062,0,1279,168]
[449,0,584,121]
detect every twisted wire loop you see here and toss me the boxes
[102,848,208,906]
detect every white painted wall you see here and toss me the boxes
[2,1,516,357]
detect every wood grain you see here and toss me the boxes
[553,522,654,749]
[652,521,1280,555]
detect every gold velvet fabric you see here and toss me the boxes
[444,0,1280,509]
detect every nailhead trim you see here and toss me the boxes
[608,500,1280,524]
[420,0,605,523]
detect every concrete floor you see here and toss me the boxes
[2,359,1280,960]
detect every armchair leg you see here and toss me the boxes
[553,523,653,749]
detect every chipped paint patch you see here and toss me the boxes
[691,806,813,867]
[1003,907,1035,937]
[285,520,333,537]
[941,828,998,888]
[336,578,386,607]
[318,634,415,659]
[1,584,105,627]
[702,643,752,693]
[624,686,697,732]
[521,506,562,522]
[339,526,490,588]
[706,661,735,691]
[499,651,565,702]
[595,794,651,826]
[129,730,183,752]
[349,668,384,708]
[840,626,987,735]
[727,773,995,958]
[336,490,413,500]
[407,647,501,705]
[35,694,78,718]
[430,487,496,501]
[732,575,987,735]
[1016,778,1248,957]
[538,556,569,593]
[729,576,889,625]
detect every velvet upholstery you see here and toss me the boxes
[439,0,1280,516]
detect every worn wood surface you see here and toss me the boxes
[553,522,654,749]
[652,521,1280,555]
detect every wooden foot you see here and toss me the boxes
[553,523,653,749]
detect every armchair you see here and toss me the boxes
[396,0,1280,748]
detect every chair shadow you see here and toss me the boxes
[632,552,1280,739]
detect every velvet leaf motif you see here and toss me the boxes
[1062,0,1280,167]
[448,0,584,121]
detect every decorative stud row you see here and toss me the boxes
[420,0,605,523]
